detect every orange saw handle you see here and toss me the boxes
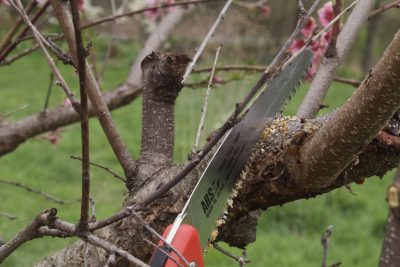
[149,224,204,267]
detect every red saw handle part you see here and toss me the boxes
[149,224,204,267]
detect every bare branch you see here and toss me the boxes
[50,0,137,180]
[0,212,17,221]
[213,243,250,266]
[0,1,50,63]
[0,179,79,205]
[84,234,149,267]
[296,0,374,118]
[0,208,57,263]
[193,44,222,152]
[321,225,333,267]
[80,0,222,30]
[143,238,185,267]
[68,0,90,232]
[370,0,400,18]
[70,156,126,183]
[181,0,233,84]
[8,0,80,111]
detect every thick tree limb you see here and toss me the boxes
[296,0,374,119]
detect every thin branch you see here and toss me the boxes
[8,0,80,112]
[69,0,90,233]
[42,66,56,113]
[0,0,37,53]
[50,0,137,180]
[321,225,333,267]
[104,252,117,267]
[370,0,400,18]
[296,0,374,118]
[193,44,222,152]
[333,77,360,87]
[70,156,126,183]
[143,238,184,267]
[182,0,233,84]
[213,243,250,266]
[0,209,56,263]
[80,0,222,30]
[0,212,17,221]
[84,234,149,267]
[3,104,29,118]
[0,178,79,205]
[0,1,50,63]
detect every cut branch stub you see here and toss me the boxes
[138,52,191,183]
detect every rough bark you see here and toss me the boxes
[137,52,191,186]
[292,29,400,188]
[379,167,400,267]
[35,115,400,266]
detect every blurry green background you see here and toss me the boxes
[0,1,399,266]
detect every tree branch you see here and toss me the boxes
[296,0,374,118]
[50,0,137,180]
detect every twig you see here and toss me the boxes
[132,211,190,267]
[181,0,233,84]
[42,66,56,113]
[0,212,17,221]
[234,0,267,9]
[8,0,81,112]
[3,104,29,118]
[333,77,361,87]
[193,44,222,152]
[0,1,50,63]
[70,156,126,183]
[0,0,37,53]
[369,0,400,18]
[80,0,222,30]
[143,238,184,267]
[69,0,90,233]
[0,209,57,263]
[97,0,119,85]
[104,252,117,267]
[84,234,149,267]
[213,243,250,266]
[0,178,79,205]
[50,0,137,180]
[296,0,374,118]
[321,225,333,267]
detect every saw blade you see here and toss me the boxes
[167,49,313,249]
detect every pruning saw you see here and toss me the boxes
[149,49,312,267]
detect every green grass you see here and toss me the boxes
[0,50,392,267]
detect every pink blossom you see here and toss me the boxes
[288,39,305,54]
[301,17,317,38]
[318,2,334,27]
[259,4,271,17]
[46,129,62,145]
[1,0,10,6]
[63,98,72,108]
[145,0,163,20]
[77,0,84,11]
